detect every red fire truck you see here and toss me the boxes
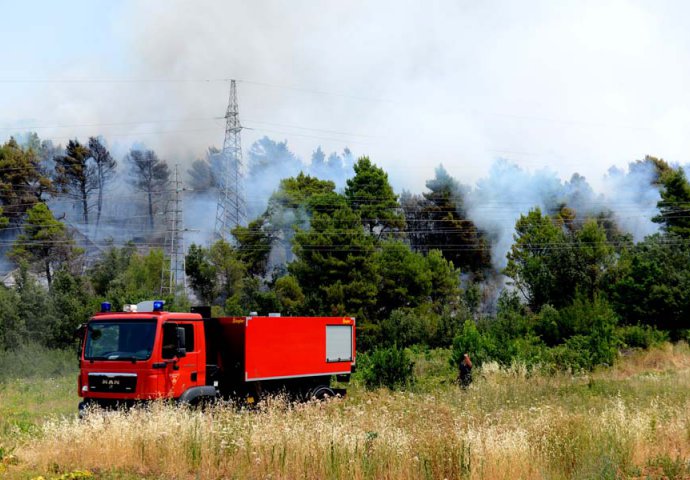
[77,301,356,411]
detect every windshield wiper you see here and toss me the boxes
[86,355,140,362]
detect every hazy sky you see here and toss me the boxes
[1,0,689,193]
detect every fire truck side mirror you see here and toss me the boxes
[176,327,187,358]
[75,323,87,360]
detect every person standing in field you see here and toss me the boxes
[458,353,473,388]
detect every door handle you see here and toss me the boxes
[191,371,198,382]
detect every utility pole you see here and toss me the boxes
[214,79,246,240]
[161,164,187,297]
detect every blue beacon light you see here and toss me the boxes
[153,300,165,311]
[100,302,111,313]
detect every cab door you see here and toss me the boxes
[161,321,202,397]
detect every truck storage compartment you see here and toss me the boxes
[212,316,355,383]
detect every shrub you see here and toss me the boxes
[617,325,668,349]
[509,334,550,367]
[360,345,415,389]
[450,319,496,369]
[550,335,593,372]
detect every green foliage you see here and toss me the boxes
[185,240,245,306]
[360,345,415,389]
[0,286,21,350]
[651,157,690,238]
[88,244,137,297]
[380,307,438,349]
[10,203,79,287]
[543,297,619,371]
[380,304,469,350]
[373,241,432,317]
[506,208,614,310]
[345,156,405,237]
[13,263,52,346]
[86,247,184,312]
[450,320,496,368]
[232,216,273,277]
[48,270,97,349]
[402,165,491,273]
[289,192,378,320]
[185,243,216,304]
[617,325,668,349]
[609,234,690,330]
[273,275,305,315]
[0,137,52,222]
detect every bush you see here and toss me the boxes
[508,334,550,367]
[617,325,668,349]
[550,335,594,372]
[450,319,496,369]
[360,345,415,389]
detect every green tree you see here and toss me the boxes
[573,218,615,299]
[609,234,690,331]
[505,208,613,310]
[426,249,460,305]
[345,156,405,237]
[13,263,51,345]
[10,203,79,287]
[505,207,569,309]
[0,138,52,223]
[88,244,138,297]
[0,206,9,229]
[0,285,21,350]
[289,193,378,320]
[103,249,170,309]
[55,139,96,224]
[185,240,246,306]
[405,165,491,273]
[373,241,431,318]
[49,270,96,348]
[274,275,305,314]
[232,216,273,277]
[185,244,217,304]
[265,173,338,264]
[651,160,690,238]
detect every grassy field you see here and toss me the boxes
[1,344,690,479]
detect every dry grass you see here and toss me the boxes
[6,343,690,479]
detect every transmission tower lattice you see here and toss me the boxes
[161,164,187,297]
[214,79,246,239]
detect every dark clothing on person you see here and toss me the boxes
[458,363,472,387]
[458,353,473,387]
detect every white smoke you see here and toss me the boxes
[463,159,662,269]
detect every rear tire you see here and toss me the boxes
[309,385,335,400]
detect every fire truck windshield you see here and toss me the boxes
[84,320,157,361]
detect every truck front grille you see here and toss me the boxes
[88,373,137,393]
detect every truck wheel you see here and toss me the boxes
[310,386,335,400]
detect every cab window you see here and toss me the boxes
[161,323,195,359]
